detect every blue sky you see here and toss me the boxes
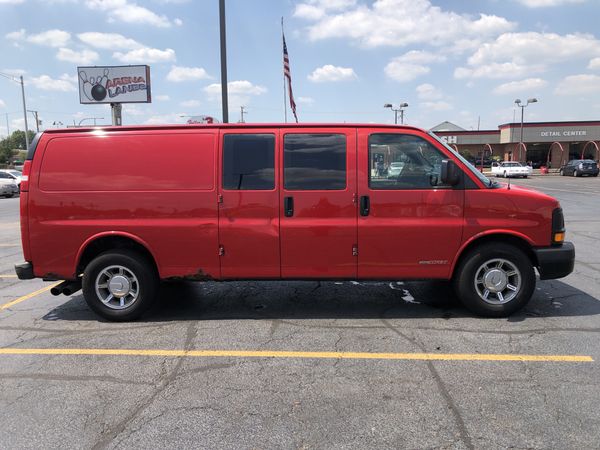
[1,0,600,137]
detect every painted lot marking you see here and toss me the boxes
[0,282,61,310]
[0,275,18,278]
[0,348,592,363]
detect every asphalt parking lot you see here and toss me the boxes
[1,176,599,449]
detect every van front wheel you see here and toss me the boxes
[453,243,535,317]
[82,250,158,321]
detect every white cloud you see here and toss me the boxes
[204,80,267,97]
[166,66,210,82]
[589,57,600,70]
[28,29,71,47]
[180,99,201,107]
[454,62,543,80]
[421,101,452,111]
[416,83,442,100]
[515,0,585,6]
[0,0,25,4]
[85,0,179,27]
[56,48,99,64]
[555,74,600,95]
[0,99,5,108]
[28,73,77,92]
[204,80,266,111]
[493,78,548,95]
[77,32,142,50]
[308,65,357,82]
[385,51,443,82]
[455,32,600,80]
[155,94,170,101]
[294,0,514,49]
[5,29,25,41]
[6,29,71,47]
[297,96,315,104]
[144,113,187,125]
[113,47,176,63]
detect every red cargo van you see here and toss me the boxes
[15,124,574,320]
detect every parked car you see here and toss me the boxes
[491,161,533,178]
[559,159,599,177]
[387,161,405,178]
[0,169,23,190]
[0,176,19,198]
[15,124,574,321]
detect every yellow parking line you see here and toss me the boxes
[0,282,61,310]
[0,348,592,362]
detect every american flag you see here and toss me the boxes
[283,30,298,123]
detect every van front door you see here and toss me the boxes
[357,129,464,279]
[218,130,280,278]
[280,129,357,278]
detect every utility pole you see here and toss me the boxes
[219,0,229,123]
[5,113,9,137]
[240,106,246,123]
[20,76,30,150]
[27,110,40,132]
[0,72,30,147]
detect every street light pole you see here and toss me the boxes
[384,102,409,125]
[514,98,538,162]
[27,110,40,133]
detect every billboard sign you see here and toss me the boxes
[77,65,151,104]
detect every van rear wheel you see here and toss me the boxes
[453,243,535,317]
[82,250,158,321]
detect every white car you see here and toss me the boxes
[0,169,22,190]
[387,161,405,178]
[0,177,19,198]
[491,161,532,178]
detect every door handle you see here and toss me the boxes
[360,195,370,216]
[284,196,294,217]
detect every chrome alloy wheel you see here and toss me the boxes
[473,258,521,305]
[95,265,140,310]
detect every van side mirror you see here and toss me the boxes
[440,159,461,186]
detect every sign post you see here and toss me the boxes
[77,65,151,126]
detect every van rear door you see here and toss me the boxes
[280,128,357,278]
[218,130,281,278]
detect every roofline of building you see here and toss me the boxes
[499,120,600,129]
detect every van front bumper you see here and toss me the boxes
[534,242,575,280]
[14,262,34,280]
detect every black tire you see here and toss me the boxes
[453,243,535,317]
[82,249,159,321]
[4,194,13,198]
[523,175,528,178]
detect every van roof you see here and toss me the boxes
[43,123,424,134]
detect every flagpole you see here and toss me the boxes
[281,17,288,124]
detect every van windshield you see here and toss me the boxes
[428,132,494,188]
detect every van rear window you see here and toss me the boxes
[39,133,215,191]
[222,134,275,190]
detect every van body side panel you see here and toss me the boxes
[462,188,554,248]
[280,128,357,278]
[29,131,219,279]
[357,128,464,279]
[218,129,281,279]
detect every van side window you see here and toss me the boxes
[284,134,346,190]
[369,134,452,190]
[223,134,275,190]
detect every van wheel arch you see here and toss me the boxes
[77,235,159,277]
[452,234,537,279]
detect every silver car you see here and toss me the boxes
[0,169,22,190]
[0,175,19,198]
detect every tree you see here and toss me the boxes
[0,130,36,163]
